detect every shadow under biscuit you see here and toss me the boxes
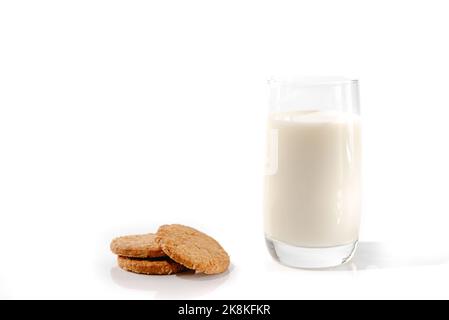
[110,264,233,298]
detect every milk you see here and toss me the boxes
[264,110,361,247]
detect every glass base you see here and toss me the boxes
[265,236,358,269]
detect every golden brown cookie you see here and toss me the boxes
[117,256,187,275]
[110,233,165,258]
[156,224,230,274]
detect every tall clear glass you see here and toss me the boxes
[264,77,361,268]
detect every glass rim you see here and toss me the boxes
[268,76,358,87]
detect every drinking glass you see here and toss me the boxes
[264,77,361,268]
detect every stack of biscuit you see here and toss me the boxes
[110,224,230,275]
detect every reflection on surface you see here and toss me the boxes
[110,264,232,298]
[332,241,449,271]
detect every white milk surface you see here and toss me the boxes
[264,110,361,247]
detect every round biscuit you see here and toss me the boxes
[117,256,187,275]
[156,224,230,274]
[110,233,165,258]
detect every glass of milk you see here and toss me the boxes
[264,77,361,268]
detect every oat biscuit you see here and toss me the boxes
[117,256,187,275]
[156,224,230,274]
[110,233,165,258]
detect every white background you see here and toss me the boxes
[1,0,449,299]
